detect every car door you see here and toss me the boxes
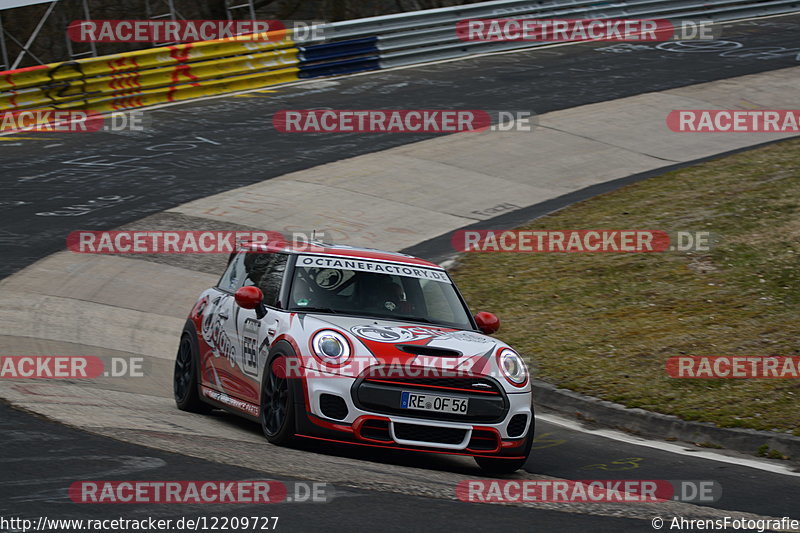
[231,252,289,405]
[200,252,247,400]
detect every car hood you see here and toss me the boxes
[299,313,502,372]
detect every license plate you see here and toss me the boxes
[400,391,468,414]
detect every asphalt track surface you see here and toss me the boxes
[1,14,800,533]
[3,17,800,277]
[0,401,649,533]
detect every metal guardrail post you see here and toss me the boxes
[0,13,8,71]
[10,0,58,69]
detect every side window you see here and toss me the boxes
[218,253,248,292]
[243,252,288,308]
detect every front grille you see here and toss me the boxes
[353,368,509,423]
[320,394,349,420]
[507,414,528,437]
[394,423,467,445]
[468,429,499,451]
[362,367,503,396]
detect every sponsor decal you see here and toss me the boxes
[446,331,495,343]
[201,386,259,416]
[315,268,345,289]
[200,296,237,367]
[241,318,260,377]
[297,255,450,283]
[349,324,491,344]
[666,356,800,378]
[351,325,419,343]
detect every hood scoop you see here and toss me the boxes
[397,344,462,358]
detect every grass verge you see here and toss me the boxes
[450,138,800,436]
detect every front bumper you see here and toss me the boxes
[294,367,533,457]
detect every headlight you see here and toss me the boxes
[497,348,528,386]
[312,330,351,365]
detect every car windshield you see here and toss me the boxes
[288,259,473,330]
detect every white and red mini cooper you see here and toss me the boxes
[174,240,534,473]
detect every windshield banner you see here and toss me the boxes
[296,255,450,283]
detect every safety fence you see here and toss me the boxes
[0,0,798,114]
[326,0,800,69]
[0,33,301,112]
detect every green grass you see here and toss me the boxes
[451,138,800,436]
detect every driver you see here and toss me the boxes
[358,273,404,312]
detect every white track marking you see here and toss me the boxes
[537,413,800,477]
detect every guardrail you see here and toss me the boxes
[305,0,800,69]
[0,0,798,114]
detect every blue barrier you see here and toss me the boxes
[297,35,381,78]
[299,37,379,62]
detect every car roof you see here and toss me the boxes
[240,240,443,270]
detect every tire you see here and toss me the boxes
[173,332,212,414]
[260,354,297,446]
[474,413,535,475]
